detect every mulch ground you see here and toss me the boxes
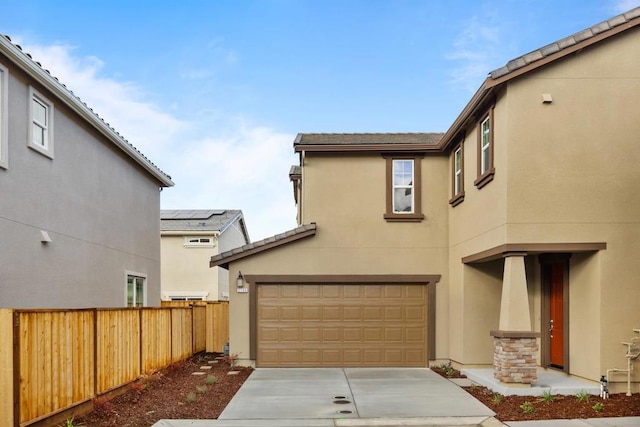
[75,358,640,426]
[76,353,252,427]
[431,365,640,422]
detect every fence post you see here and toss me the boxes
[0,309,15,427]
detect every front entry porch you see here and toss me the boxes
[462,367,601,396]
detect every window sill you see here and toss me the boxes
[474,168,495,189]
[384,213,425,222]
[449,192,465,207]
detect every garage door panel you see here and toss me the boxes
[301,306,321,320]
[280,307,300,321]
[301,328,321,341]
[323,306,341,320]
[257,284,428,367]
[364,306,383,320]
[343,306,363,320]
[385,306,403,320]
[405,306,425,321]
[343,328,362,342]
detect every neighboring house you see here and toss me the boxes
[210,8,640,394]
[0,35,173,309]
[161,209,249,302]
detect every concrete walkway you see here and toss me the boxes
[153,367,500,426]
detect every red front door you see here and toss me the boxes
[549,263,564,368]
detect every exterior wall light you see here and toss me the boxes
[236,271,245,288]
[236,271,249,294]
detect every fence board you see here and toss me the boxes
[17,310,95,424]
[141,309,172,373]
[193,306,206,353]
[170,308,193,362]
[206,302,229,353]
[7,303,228,426]
[0,309,14,427]
[96,310,140,394]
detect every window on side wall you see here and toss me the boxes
[28,87,54,159]
[184,236,215,247]
[0,64,8,169]
[449,142,464,206]
[474,106,494,188]
[126,274,146,307]
[383,155,424,222]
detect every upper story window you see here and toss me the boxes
[393,159,414,213]
[184,236,215,247]
[28,87,54,159]
[449,142,464,206]
[0,64,7,170]
[126,273,146,307]
[383,155,424,222]
[474,106,495,189]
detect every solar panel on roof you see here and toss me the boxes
[160,209,226,220]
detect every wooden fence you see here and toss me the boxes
[0,302,228,427]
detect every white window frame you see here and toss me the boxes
[454,146,463,195]
[184,236,215,247]
[480,115,491,174]
[28,86,54,159]
[0,64,8,170]
[125,272,147,308]
[392,159,415,214]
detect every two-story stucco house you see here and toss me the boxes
[0,35,173,309]
[161,209,249,302]
[210,8,640,394]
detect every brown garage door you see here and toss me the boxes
[257,283,427,367]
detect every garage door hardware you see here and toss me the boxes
[333,399,351,404]
[337,410,353,415]
[332,395,347,400]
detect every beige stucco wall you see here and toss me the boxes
[447,28,640,386]
[228,152,451,365]
[161,218,248,301]
[161,233,220,301]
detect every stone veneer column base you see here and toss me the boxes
[490,330,540,385]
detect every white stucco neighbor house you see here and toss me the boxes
[161,209,250,302]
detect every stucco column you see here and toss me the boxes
[491,253,539,384]
[498,253,531,331]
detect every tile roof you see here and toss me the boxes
[489,7,640,80]
[439,6,640,149]
[161,209,243,233]
[295,133,443,146]
[0,35,173,186]
[209,223,317,269]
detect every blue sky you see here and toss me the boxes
[2,0,638,240]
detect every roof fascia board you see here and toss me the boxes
[439,15,640,151]
[294,144,441,153]
[0,37,174,187]
[486,16,640,89]
[437,83,495,150]
[210,227,316,269]
[218,211,242,235]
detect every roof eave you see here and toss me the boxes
[294,143,441,153]
[0,36,174,187]
[210,224,316,269]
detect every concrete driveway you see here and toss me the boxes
[154,367,501,427]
